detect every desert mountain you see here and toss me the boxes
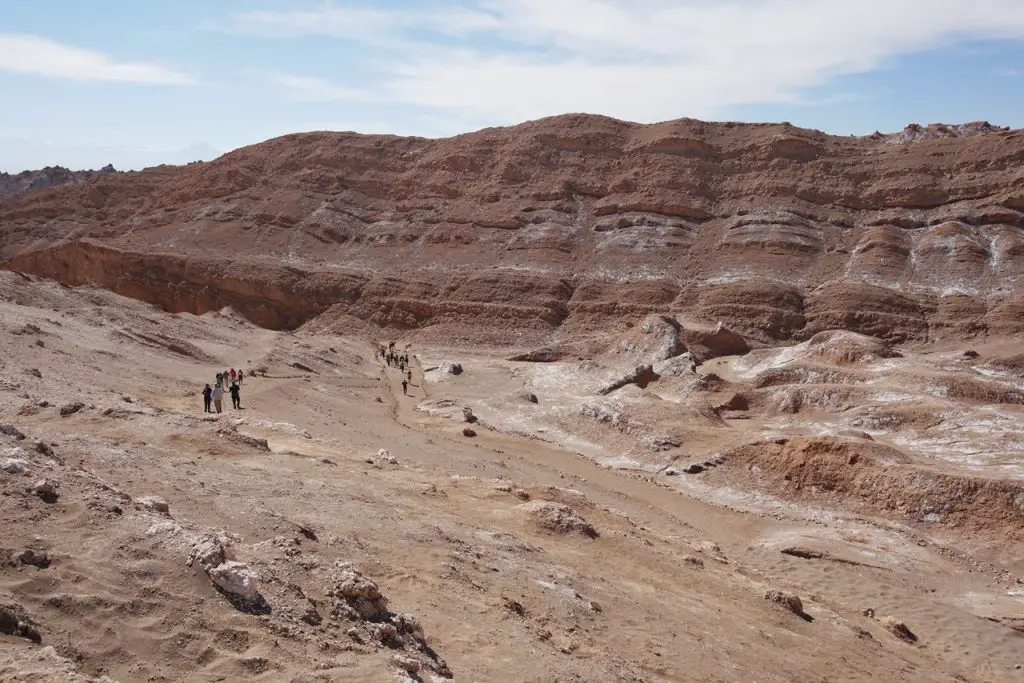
[1,115,1022,346]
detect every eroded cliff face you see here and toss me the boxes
[1,115,1022,344]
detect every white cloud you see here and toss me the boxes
[235,0,1024,123]
[0,34,195,85]
[212,5,500,43]
[267,73,372,102]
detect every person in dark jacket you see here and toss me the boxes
[202,384,213,413]
[229,382,241,410]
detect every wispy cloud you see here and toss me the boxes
[267,73,372,102]
[225,0,1024,122]
[999,67,1023,76]
[208,5,499,43]
[0,34,195,85]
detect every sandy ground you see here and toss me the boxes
[1,274,1022,682]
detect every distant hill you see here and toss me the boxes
[0,164,118,198]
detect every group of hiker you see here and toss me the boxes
[377,341,413,395]
[202,368,244,413]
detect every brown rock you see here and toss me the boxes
[881,616,918,643]
[763,589,804,616]
[2,116,1020,344]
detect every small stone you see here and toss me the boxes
[881,616,917,643]
[681,555,704,568]
[16,549,51,568]
[30,479,57,497]
[780,547,825,560]
[438,362,463,376]
[187,532,235,571]
[862,607,875,618]
[664,468,680,476]
[462,427,477,437]
[0,424,26,440]
[588,600,603,613]
[512,488,531,501]
[58,402,85,417]
[1,456,30,476]
[503,598,526,616]
[392,654,421,674]
[683,463,704,474]
[763,589,804,616]
[208,561,260,599]
[136,496,170,515]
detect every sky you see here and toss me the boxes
[2,0,1024,171]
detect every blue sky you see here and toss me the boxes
[2,0,1024,171]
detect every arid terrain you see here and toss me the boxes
[1,116,1023,682]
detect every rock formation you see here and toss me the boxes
[1,115,1022,345]
[0,165,117,198]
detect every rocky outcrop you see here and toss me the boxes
[2,115,1022,345]
[0,165,117,198]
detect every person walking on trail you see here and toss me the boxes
[229,368,237,383]
[237,369,244,384]
[229,382,241,410]
[401,379,408,395]
[407,369,412,382]
[202,384,213,413]
[212,384,225,413]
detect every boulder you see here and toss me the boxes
[0,424,26,440]
[680,321,750,362]
[881,616,917,643]
[596,363,656,395]
[136,496,170,515]
[30,479,57,498]
[58,402,85,417]
[187,532,236,571]
[764,589,804,616]
[375,448,399,465]
[652,353,697,378]
[1,456,30,476]
[508,348,561,362]
[438,362,463,376]
[0,597,41,643]
[518,501,598,538]
[15,549,51,569]
[328,562,389,620]
[780,547,824,560]
[208,561,260,600]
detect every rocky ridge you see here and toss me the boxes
[0,165,117,199]
[1,115,1022,346]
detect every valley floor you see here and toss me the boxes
[0,273,1021,682]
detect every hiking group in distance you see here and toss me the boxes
[202,367,244,413]
[377,341,414,395]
